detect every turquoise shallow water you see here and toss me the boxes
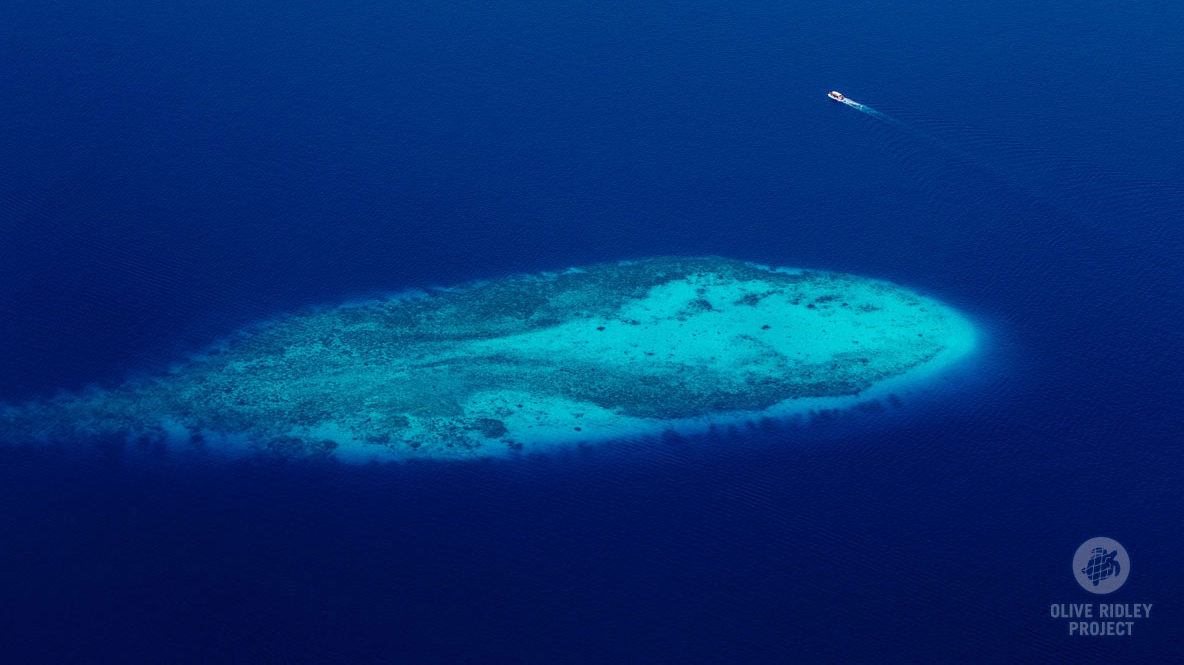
[2,258,979,461]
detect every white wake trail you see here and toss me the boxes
[836,96,950,150]
[829,93,1182,255]
[840,98,900,125]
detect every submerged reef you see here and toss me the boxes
[0,257,976,460]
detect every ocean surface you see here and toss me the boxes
[1,1,1181,662]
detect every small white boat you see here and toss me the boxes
[827,91,846,102]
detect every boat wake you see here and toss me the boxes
[825,90,1183,266]
[849,102,886,119]
[830,91,953,153]
[830,92,903,126]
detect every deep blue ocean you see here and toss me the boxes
[2,1,1181,662]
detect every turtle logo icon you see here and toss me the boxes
[1081,548,1120,585]
[1073,537,1129,594]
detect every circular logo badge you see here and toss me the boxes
[1073,537,1129,594]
